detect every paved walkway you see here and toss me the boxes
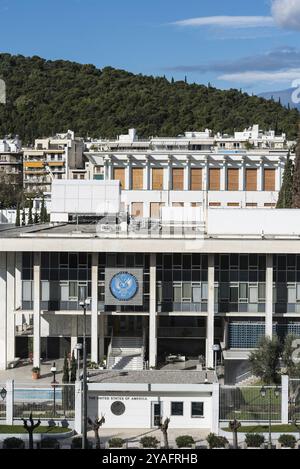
[0,359,65,385]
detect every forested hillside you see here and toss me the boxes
[0,53,299,143]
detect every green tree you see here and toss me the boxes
[282,334,300,377]
[277,152,294,208]
[292,124,300,208]
[249,336,281,384]
[15,203,20,227]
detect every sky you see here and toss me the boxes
[1,0,300,94]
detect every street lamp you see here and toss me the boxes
[260,386,280,449]
[79,285,90,450]
[51,362,58,417]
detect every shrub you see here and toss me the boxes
[3,437,25,449]
[206,433,229,449]
[278,434,296,449]
[40,438,60,449]
[245,433,265,448]
[140,436,159,448]
[176,435,195,448]
[71,437,93,449]
[109,438,125,448]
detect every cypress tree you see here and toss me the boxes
[62,351,70,415]
[34,211,39,224]
[292,124,300,208]
[40,196,46,223]
[277,151,294,208]
[28,199,33,225]
[62,351,70,383]
[21,209,26,226]
[15,203,20,227]
[70,350,77,383]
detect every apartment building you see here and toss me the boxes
[84,127,294,214]
[23,130,84,194]
[0,136,23,186]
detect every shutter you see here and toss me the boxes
[209,169,220,191]
[172,168,184,190]
[113,168,125,189]
[150,202,160,219]
[245,169,257,191]
[132,202,143,218]
[264,169,276,191]
[190,168,202,190]
[227,168,239,191]
[152,168,164,190]
[132,168,144,190]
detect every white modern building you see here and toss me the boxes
[82,127,294,214]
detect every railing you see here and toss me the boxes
[157,327,206,338]
[235,370,253,385]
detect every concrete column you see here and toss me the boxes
[239,157,245,191]
[125,156,132,190]
[258,158,264,191]
[91,252,99,364]
[206,254,215,369]
[99,314,105,360]
[74,380,83,434]
[149,253,157,368]
[184,157,190,190]
[281,375,289,425]
[221,158,227,191]
[71,316,78,354]
[144,159,150,190]
[0,253,7,370]
[212,383,220,435]
[6,253,15,364]
[265,254,273,338]
[15,252,22,311]
[6,380,14,425]
[276,158,284,192]
[33,252,41,368]
[203,157,209,192]
[164,156,172,192]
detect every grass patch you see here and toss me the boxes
[222,424,300,434]
[0,425,71,434]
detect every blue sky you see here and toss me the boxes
[0,0,300,94]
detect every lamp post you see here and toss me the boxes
[79,286,90,450]
[51,362,57,417]
[260,386,280,449]
[0,388,7,401]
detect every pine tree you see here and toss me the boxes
[292,124,300,208]
[277,152,294,208]
[28,199,33,225]
[15,203,20,227]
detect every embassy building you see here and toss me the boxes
[1,180,300,384]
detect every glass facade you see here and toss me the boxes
[156,254,208,313]
[215,254,266,313]
[273,255,300,314]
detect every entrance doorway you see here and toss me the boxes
[152,402,161,427]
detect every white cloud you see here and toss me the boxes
[219,68,300,84]
[272,0,300,31]
[173,15,275,28]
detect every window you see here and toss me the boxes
[132,168,144,190]
[69,281,78,299]
[191,402,204,418]
[152,168,164,190]
[227,168,239,191]
[249,285,258,303]
[171,402,184,416]
[172,168,184,190]
[182,283,192,301]
[190,168,202,190]
[173,284,181,302]
[209,168,220,191]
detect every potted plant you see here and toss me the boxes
[32,366,40,380]
[176,435,195,448]
[245,433,265,449]
[277,434,296,449]
[108,438,125,448]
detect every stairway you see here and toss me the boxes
[107,337,144,370]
